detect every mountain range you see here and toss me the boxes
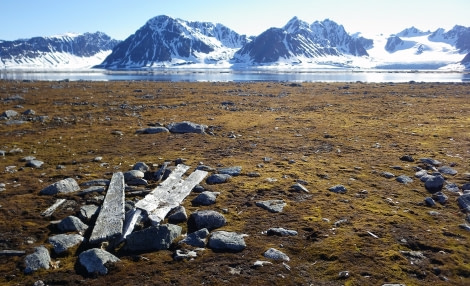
[1,15,469,70]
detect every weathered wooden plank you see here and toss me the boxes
[134,164,190,213]
[147,169,208,225]
[89,172,125,244]
[41,199,67,217]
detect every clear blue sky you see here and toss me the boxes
[1,0,469,41]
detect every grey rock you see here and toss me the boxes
[196,165,215,172]
[263,248,290,261]
[25,159,44,168]
[125,224,182,252]
[191,191,219,206]
[420,158,441,166]
[208,231,246,252]
[463,183,470,191]
[328,185,347,194]
[39,178,80,195]
[217,166,242,176]
[459,224,470,232]
[57,216,88,234]
[180,228,209,247]
[381,172,395,179]
[396,175,413,184]
[78,248,120,275]
[167,121,207,134]
[188,210,226,232]
[432,192,448,204]
[457,194,470,212]
[425,174,445,193]
[136,127,169,134]
[400,155,414,162]
[79,205,100,222]
[424,197,436,207]
[415,169,428,178]
[153,161,170,181]
[1,110,18,118]
[192,184,205,193]
[48,234,84,254]
[24,246,50,274]
[445,183,460,193]
[5,119,27,125]
[289,183,309,193]
[256,200,286,213]
[79,179,110,187]
[122,170,144,182]
[23,109,35,115]
[132,162,149,172]
[78,186,106,196]
[126,178,148,186]
[438,166,457,175]
[20,155,36,162]
[266,227,298,236]
[206,173,231,184]
[167,206,188,224]
[0,250,25,256]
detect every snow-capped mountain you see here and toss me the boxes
[367,26,470,70]
[96,15,248,69]
[232,17,369,66]
[0,32,119,69]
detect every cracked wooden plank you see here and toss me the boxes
[41,199,67,217]
[89,172,125,244]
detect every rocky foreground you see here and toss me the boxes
[0,80,469,285]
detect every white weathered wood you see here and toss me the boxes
[89,172,125,244]
[119,208,142,243]
[134,164,190,213]
[41,199,67,217]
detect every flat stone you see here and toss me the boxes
[167,205,188,224]
[89,172,125,244]
[125,224,182,252]
[289,183,309,193]
[48,234,84,254]
[266,227,298,236]
[432,192,448,204]
[420,158,442,166]
[79,179,110,187]
[0,250,26,256]
[179,228,209,247]
[217,166,242,176]
[79,205,100,222]
[136,127,169,134]
[424,197,436,207]
[24,246,50,274]
[208,231,246,252]
[188,210,226,233]
[78,186,106,196]
[57,216,88,235]
[438,166,457,175]
[191,191,219,206]
[40,178,80,195]
[328,185,347,194]
[396,175,413,184]
[78,248,120,275]
[457,194,470,212]
[167,121,207,134]
[25,159,44,168]
[256,200,286,213]
[206,173,231,184]
[381,172,395,179]
[263,248,290,261]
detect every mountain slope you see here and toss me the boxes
[96,15,248,69]
[0,32,119,69]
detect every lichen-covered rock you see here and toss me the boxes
[57,216,88,234]
[179,228,209,247]
[188,210,226,232]
[328,185,347,194]
[39,178,80,195]
[191,191,219,206]
[425,174,445,193]
[208,231,246,252]
[125,224,182,252]
[78,248,120,275]
[256,200,287,213]
[167,121,207,134]
[24,246,50,274]
[206,173,231,184]
[263,248,290,261]
[48,234,84,254]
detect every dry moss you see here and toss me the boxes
[0,80,469,285]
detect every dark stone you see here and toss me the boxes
[400,155,415,162]
[78,248,120,275]
[396,175,413,184]
[425,174,445,193]
[432,192,448,204]
[24,246,50,274]
[167,206,188,224]
[179,228,209,247]
[167,121,207,134]
[208,231,246,252]
[328,185,347,194]
[438,166,457,176]
[125,224,182,252]
[188,210,226,233]
[191,191,218,206]
[136,127,169,134]
[420,158,441,166]
[457,194,470,212]
[217,166,242,176]
[206,173,231,184]
[424,197,436,207]
[57,216,88,234]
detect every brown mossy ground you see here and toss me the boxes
[0,80,469,285]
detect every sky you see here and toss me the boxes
[1,0,470,41]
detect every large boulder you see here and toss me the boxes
[78,248,120,275]
[187,210,226,233]
[39,178,80,195]
[125,224,182,252]
[425,174,445,193]
[208,231,246,252]
[167,121,207,134]
[48,234,84,254]
[24,246,51,274]
[57,216,88,235]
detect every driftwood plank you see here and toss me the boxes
[41,199,67,217]
[89,172,125,244]
[147,169,208,225]
[134,164,190,213]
